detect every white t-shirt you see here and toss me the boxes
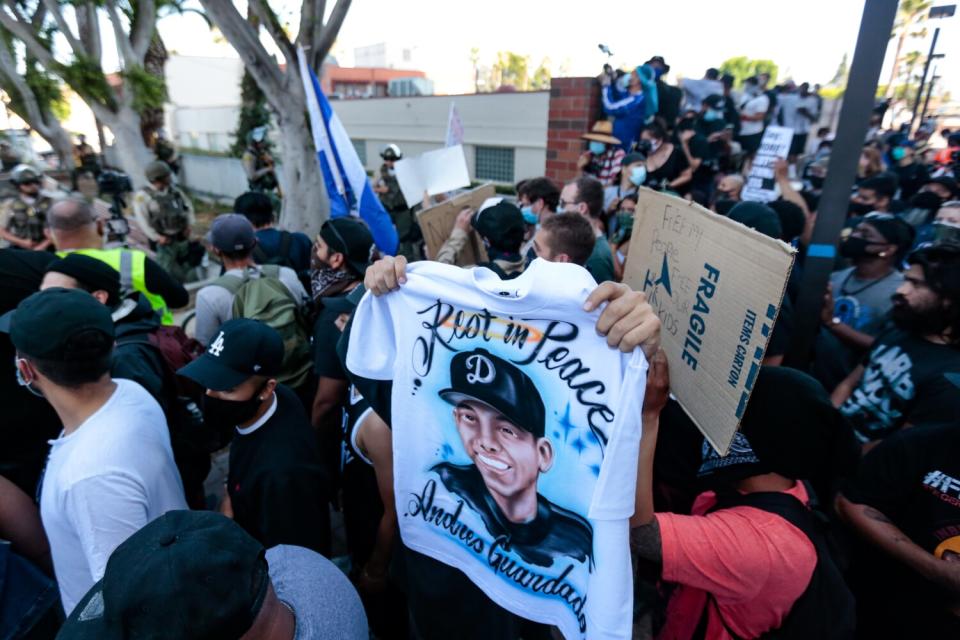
[778,93,819,135]
[739,93,770,136]
[346,259,647,640]
[39,379,187,614]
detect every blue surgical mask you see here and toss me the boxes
[704,109,723,122]
[617,74,631,92]
[14,357,44,398]
[616,249,627,265]
[521,206,538,225]
[589,141,607,155]
[891,147,906,161]
[629,165,647,186]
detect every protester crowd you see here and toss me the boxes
[1,51,960,640]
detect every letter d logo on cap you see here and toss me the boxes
[465,354,495,385]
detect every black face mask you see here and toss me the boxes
[891,294,948,336]
[909,191,944,211]
[201,386,266,434]
[839,236,884,259]
[636,139,653,155]
[848,201,875,217]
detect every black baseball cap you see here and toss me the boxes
[0,288,114,359]
[440,348,546,438]
[319,217,375,277]
[704,94,725,110]
[45,253,122,307]
[58,510,269,640]
[471,198,525,254]
[178,318,283,391]
[207,213,257,253]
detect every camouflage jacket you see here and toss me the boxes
[2,194,54,242]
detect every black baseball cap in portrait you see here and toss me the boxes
[178,318,283,391]
[57,510,269,640]
[440,348,546,438]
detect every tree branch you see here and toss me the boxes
[198,0,285,102]
[0,41,48,134]
[0,4,59,72]
[312,0,350,70]
[75,3,101,62]
[104,0,138,66]
[129,0,156,62]
[40,0,84,56]
[247,0,295,67]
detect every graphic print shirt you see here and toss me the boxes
[346,259,647,640]
[839,329,960,441]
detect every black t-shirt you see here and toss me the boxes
[765,296,795,358]
[0,249,62,495]
[644,145,689,189]
[891,162,931,201]
[839,329,960,442]
[842,424,960,635]
[228,384,330,554]
[313,306,347,380]
[684,132,715,193]
[143,257,189,309]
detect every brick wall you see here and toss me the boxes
[545,77,602,185]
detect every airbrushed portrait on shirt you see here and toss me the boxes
[417,345,598,569]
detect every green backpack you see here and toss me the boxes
[213,265,311,389]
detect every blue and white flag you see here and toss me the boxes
[298,46,398,255]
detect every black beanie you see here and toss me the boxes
[728,201,783,240]
[46,253,121,308]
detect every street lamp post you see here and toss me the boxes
[909,4,955,133]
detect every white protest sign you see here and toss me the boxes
[394,144,471,208]
[623,188,796,454]
[742,125,793,203]
[445,101,464,147]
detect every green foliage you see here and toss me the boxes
[58,55,116,109]
[121,64,167,113]
[231,69,272,157]
[483,51,551,91]
[25,64,70,120]
[718,57,779,88]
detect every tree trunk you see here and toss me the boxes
[97,107,153,188]
[46,123,74,170]
[275,105,328,238]
[140,32,168,146]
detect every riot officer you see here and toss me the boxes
[374,144,421,261]
[241,126,278,194]
[0,165,55,250]
[132,161,198,282]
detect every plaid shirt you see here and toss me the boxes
[587,148,626,187]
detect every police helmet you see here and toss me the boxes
[10,164,41,185]
[381,144,402,161]
[145,160,172,182]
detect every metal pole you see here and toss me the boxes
[785,0,900,368]
[921,69,939,124]
[909,26,940,133]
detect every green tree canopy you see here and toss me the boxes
[718,57,779,88]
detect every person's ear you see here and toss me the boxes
[329,252,346,270]
[555,253,571,264]
[16,357,39,386]
[95,219,106,238]
[537,438,554,473]
[259,379,278,401]
[92,290,110,305]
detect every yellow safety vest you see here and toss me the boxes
[57,248,174,325]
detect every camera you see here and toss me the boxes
[96,170,132,196]
[96,170,132,243]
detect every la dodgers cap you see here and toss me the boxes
[178,318,283,391]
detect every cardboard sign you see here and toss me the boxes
[416,184,493,266]
[395,144,471,208]
[742,126,794,203]
[623,188,796,454]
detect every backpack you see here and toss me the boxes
[698,489,856,640]
[252,230,296,270]
[146,186,190,237]
[213,265,312,389]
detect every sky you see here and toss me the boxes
[156,0,960,104]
